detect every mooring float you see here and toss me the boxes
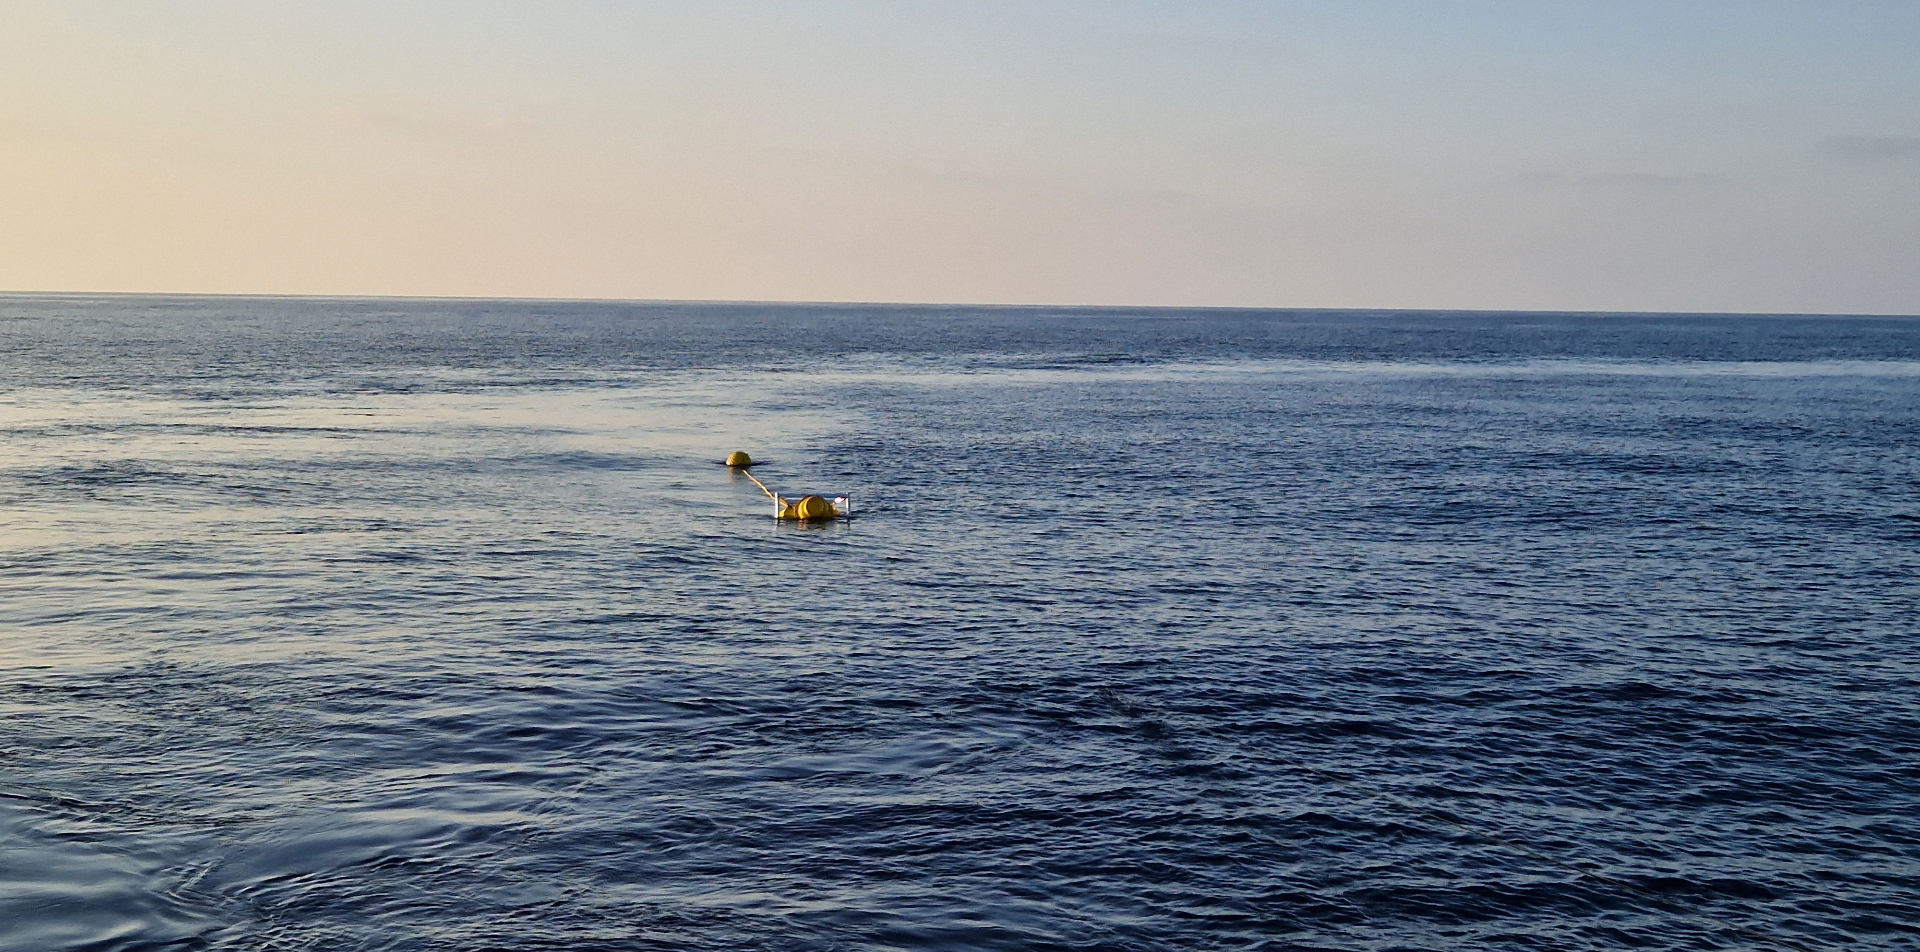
[726,451,848,521]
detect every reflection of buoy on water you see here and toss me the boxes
[726,453,849,520]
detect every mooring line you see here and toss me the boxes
[1097,687,1819,952]
[738,467,779,504]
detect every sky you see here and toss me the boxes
[2,1,1916,313]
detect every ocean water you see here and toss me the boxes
[2,294,1917,951]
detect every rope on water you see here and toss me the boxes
[738,468,779,504]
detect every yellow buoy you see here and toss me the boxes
[780,494,839,521]
[725,451,753,468]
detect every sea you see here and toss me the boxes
[1,294,1916,951]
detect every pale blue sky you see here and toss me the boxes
[3,1,1916,312]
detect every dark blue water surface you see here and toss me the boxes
[2,294,1917,951]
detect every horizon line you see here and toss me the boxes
[1,288,1915,321]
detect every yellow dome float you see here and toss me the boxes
[781,494,838,521]
[727,454,849,521]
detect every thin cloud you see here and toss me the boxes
[1819,135,1920,162]
[1505,171,1727,193]
[1576,172,1725,191]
